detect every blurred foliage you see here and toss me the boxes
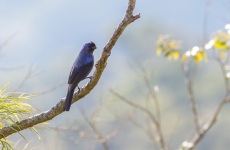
[1,139,13,150]
[156,35,181,60]
[0,84,36,150]
[156,24,230,64]
[181,47,207,64]
[156,24,230,149]
[213,30,230,50]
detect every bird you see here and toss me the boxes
[63,41,96,111]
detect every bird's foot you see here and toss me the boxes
[86,76,93,80]
[77,86,81,91]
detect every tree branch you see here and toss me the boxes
[0,0,140,139]
[110,90,167,150]
[181,56,230,149]
[180,95,230,150]
[182,63,200,133]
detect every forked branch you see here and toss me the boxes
[0,0,140,139]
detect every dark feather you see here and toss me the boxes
[63,87,75,111]
[68,61,94,86]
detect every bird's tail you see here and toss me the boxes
[63,87,75,111]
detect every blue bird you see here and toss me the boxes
[63,41,96,111]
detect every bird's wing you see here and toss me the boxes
[68,61,94,85]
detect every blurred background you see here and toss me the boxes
[1,0,230,149]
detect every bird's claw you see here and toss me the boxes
[77,86,81,91]
[86,76,93,80]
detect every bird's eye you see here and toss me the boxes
[89,43,95,49]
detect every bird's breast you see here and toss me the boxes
[74,54,94,68]
[84,56,94,64]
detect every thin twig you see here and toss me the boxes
[14,65,42,91]
[0,66,23,71]
[140,66,161,123]
[182,62,200,133]
[180,95,230,150]
[35,82,66,95]
[217,58,230,93]
[180,56,230,149]
[110,90,167,150]
[80,109,109,150]
[127,110,158,149]
[0,0,140,139]
[0,32,18,52]
[110,90,158,124]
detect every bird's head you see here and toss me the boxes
[83,41,97,54]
